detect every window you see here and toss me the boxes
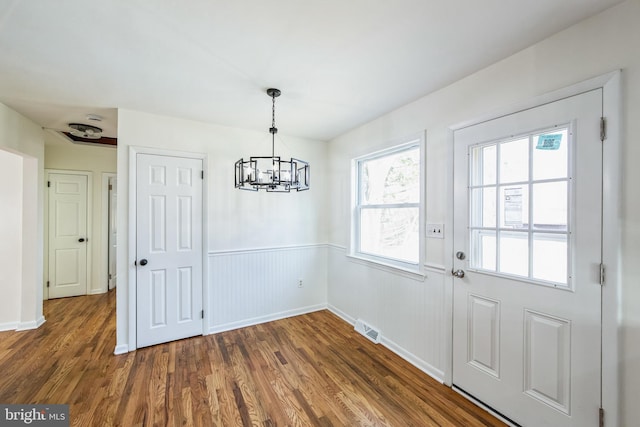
[352,136,424,272]
[469,126,571,286]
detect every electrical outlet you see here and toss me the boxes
[298,279,303,288]
[426,223,444,239]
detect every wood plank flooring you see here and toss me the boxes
[0,292,505,426]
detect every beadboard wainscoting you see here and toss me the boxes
[208,244,328,334]
[327,245,447,382]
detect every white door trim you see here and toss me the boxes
[102,172,116,292]
[445,70,621,426]
[44,169,93,300]
[128,146,208,350]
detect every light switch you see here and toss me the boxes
[426,223,444,239]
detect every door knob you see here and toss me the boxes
[452,269,465,278]
[139,259,148,266]
[78,238,86,242]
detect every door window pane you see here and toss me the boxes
[499,232,528,277]
[533,129,568,181]
[471,187,497,228]
[499,185,529,229]
[532,182,567,231]
[533,233,567,284]
[500,138,529,184]
[470,229,496,271]
[468,126,571,286]
[471,144,497,186]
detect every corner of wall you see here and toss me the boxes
[114,344,129,355]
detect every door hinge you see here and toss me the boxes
[600,117,607,141]
[201,170,204,180]
[599,407,605,427]
[201,310,204,319]
[46,281,50,288]
[109,184,113,190]
[47,180,51,188]
[600,263,605,286]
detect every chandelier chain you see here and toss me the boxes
[272,93,276,129]
[271,93,276,159]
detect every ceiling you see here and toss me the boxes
[0,0,622,141]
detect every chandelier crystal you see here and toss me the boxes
[235,88,310,192]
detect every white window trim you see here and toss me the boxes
[349,132,426,277]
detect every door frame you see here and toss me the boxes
[102,172,117,291]
[127,146,208,350]
[445,71,621,424]
[44,169,93,300]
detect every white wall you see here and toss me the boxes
[0,102,45,329]
[0,149,23,329]
[115,109,328,352]
[44,133,117,295]
[328,247,447,381]
[327,1,639,425]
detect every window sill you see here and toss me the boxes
[346,253,426,281]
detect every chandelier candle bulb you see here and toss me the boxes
[234,88,310,192]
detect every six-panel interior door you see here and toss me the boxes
[48,172,88,299]
[136,154,203,348]
[452,90,603,426]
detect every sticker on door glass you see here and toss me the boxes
[536,134,562,150]
[504,187,523,226]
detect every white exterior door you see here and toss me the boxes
[452,90,602,426]
[136,153,204,348]
[108,176,117,290]
[48,172,89,298]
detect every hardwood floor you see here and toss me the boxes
[0,292,505,426]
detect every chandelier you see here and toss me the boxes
[235,88,310,192]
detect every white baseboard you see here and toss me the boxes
[114,344,129,355]
[208,303,327,335]
[115,304,327,353]
[327,304,356,326]
[35,316,46,328]
[0,321,19,332]
[381,336,445,383]
[327,304,445,384]
[16,316,46,331]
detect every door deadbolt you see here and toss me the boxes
[456,251,466,260]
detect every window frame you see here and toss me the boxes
[350,134,426,276]
[466,123,574,289]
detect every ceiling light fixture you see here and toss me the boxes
[68,123,103,139]
[86,114,103,122]
[235,88,310,192]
